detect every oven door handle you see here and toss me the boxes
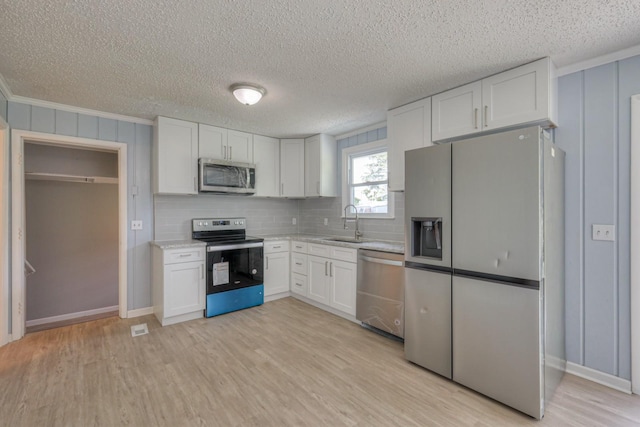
[207,242,264,252]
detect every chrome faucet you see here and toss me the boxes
[343,204,362,240]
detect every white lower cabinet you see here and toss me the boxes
[264,241,290,297]
[290,241,309,297]
[306,244,357,316]
[152,245,205,326]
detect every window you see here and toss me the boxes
[342,139,394,218]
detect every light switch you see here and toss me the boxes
[131,220,143,230]
[592,224,615,241]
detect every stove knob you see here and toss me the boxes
[252,269,257,275]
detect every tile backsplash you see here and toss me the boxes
[154,195,299,240]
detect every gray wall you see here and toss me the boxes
[154,195,299,240]
[25,180,118,320]
[556,54,640,380]
[7,101,153,313]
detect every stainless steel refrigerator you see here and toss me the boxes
[403,126,566,419]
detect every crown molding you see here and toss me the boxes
[10,95,154,125]
[0,73,13,100]
[557,43,640,77]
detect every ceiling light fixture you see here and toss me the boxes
[230,83,266,106]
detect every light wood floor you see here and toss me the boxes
[1,297,639,426]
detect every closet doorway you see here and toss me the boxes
[12,131,127,340]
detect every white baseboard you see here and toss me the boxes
[127,307,154,318]
[566,362,632,394]
[26,305,119,327]
[264,291,291,302]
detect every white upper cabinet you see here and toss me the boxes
[280,139,305,197]
[227,130,253,163]
[153,116,198,195]
[432,82,482,141]
[253,134,280,197]
[482,58,552,130]
[387,97,432,192]
[304,134,337,197]
[199,125,253,163]
[432,58,557,142]
[198,124,228,160]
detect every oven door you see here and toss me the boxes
[206,243,263,294]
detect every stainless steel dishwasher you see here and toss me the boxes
[356,249,405,338]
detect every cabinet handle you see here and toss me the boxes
[474,108,478,129]
[229,146,232,160]
[281,183,284,196]
[193,177,197,192]
[201,265,204,279]
[266,256,269,270]
[221,145,225,159]
[484,106,488,127]
[295,262,302,266]
[295,282,302,287]
[316,181,320,194]
[179,253,192,258]
[273,245,281,249]
[325,261,328,276]
[329,262,333,277]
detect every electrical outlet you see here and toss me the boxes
[324,218,328,226]
[131,220,143,230]
[592,224,615,241]
[292,217,297,225]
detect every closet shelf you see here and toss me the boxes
[25,172,118,184]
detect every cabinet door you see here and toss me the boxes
[227,130,253,163]
[154,117,198,195]
[304,134,337,197]
[264,251,290,296]
[304,135,321,196]
[290,272,308,296]
[329,260,356,316]
[307,255,330,304]
[198,124,228,160]
[431,81,482,141]
[387,98,432,191]
[280,139,305,197]
[253,135,280,197]
[482,58,550,131]
[164,261,204,317]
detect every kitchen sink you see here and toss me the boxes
[323,237,363,243]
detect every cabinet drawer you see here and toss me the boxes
[291,253,308,275]
[291,241,308,253]
[164,248,204,264]
[264,240,290,253]
[291,273,308,296]
[330,246,357,263]
[308,243,331,258]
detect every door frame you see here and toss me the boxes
[11,130,127,340]
[631,93,640,394]
[0,116,8,346]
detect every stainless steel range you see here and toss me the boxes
[192,218,264,317]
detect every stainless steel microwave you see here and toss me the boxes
[198,158,256,194]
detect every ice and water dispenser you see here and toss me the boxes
[411,217,443,259]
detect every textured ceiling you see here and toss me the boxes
[1,0,639,138]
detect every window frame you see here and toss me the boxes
[341,139,394,219]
